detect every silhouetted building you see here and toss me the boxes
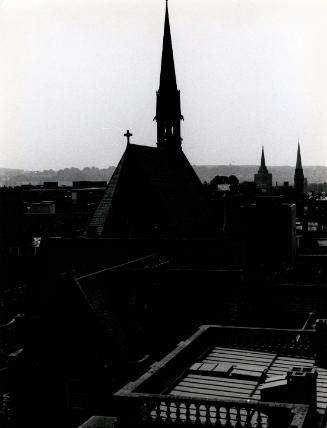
[22,182,106,239]
[88,2,214,239]
[243,198,297,267]
[294,142,305,195]
[293,142,308,218]
[254,146,272,192]
[0,188,24,253]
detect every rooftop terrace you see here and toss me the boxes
[115,323,327,428]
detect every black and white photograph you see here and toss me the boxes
[0,1,327,427]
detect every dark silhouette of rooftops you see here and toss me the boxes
[88,144,214,238]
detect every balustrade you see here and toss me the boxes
[118,393,310,428]
[212,326,315,358]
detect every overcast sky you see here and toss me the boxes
[0,0,326,170]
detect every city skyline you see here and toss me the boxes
[0,0,326,170]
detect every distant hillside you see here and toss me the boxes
[0,168,24,177]
[1,167,115,186]
[193,165,327,185]
[2,165,327,187]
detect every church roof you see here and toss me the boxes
[88,144,215,238]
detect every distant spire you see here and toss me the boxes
[254,145,272,190]
[296,140,303,170]
[261,145,266,167]
[258,146,268,174]
[294,140,304,195]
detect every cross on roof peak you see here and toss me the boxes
[124,130,133,145]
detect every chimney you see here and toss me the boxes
[287,367,317,410]
[260,366,317,411]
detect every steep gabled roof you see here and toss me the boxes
[88,144,215,238]
[88,151,127,236]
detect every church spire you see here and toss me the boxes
[254,146,272,191]
[155,1,183,150]
[258,146,268,174]
[294,141,305,197]
[296,140,303,170]
[294,140,304,195]
[159,1,177,93]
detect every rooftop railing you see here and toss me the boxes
[207,325,317,358]
[115,392,311,428]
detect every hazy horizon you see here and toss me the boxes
[1,0,327,169]
[4,164,327,190]
[3,163,327,174]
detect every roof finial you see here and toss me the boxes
[124,129,133,145]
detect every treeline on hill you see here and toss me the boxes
[2,166,116,186]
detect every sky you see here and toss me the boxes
[0,0,327,170]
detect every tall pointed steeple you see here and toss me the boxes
[258,146,268,174]
[254,146,272,191]
[295,140,303,170]
[159,1,177,93]
[294,140,304,194]
[155,1,183,150]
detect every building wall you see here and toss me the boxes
[243,201,296,267]
[254,172,272,191]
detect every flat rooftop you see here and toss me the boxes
[115,325,327,428]
[171,346,327,414]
